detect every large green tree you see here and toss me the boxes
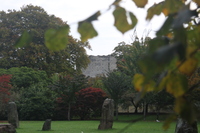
[0,5,90,76]
[4,0,200,131]
[112,34,150,76]
[18,82,55,120]
[102,70,131,120]
[51,73,88,121]
[0,67,50,89]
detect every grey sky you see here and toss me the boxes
[0,0,165,55]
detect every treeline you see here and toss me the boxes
[0,67,107,120]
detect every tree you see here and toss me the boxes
[112,31,150,76]
[0,75,12,117]
[75,0,200,130]
[0,67,55,120]
[51,73,88,121]
[6,0,200,131]
[121,90,142,114]
[102,70,131,120]
[74,87,107,120]
[152,90,174,120]
[18,82,55,120]
[112,33,153,118]
[130,0,200,130]
[0,67,50,90]
[0,5,90,76]
[88,76,105,90]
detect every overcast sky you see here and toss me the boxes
[0,0,165,55]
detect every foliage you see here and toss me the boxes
[152,90,174,113]
[74,0,200,129]
[17,83,55,120]
[3,0,200,131]
[121,90,142,113]
[0,67,54,120]
[128,0,200,129]
[0,5,90,76]
[112,31,150,76]
[74,87,107,120]
[0,74,12,116]
[0,67,50,89]
[87,76,105,90]
[102,70,131,120]
[51,73,89,120]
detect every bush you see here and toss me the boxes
[17,83,55,120]
[74,87,107,120]
[0,74,12,119]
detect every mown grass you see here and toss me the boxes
[16,120,176,133]
[1,114,199,133]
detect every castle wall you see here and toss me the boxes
[82,55,117,77]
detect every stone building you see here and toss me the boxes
[82,55,117,77]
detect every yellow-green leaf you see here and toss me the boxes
[174,97,186,114]
[156,71,169,91]
[162,0,184,16]
[14,31,32,48]
[178,57,198,76]
[133,73,155,92]
[174,97,196,124]
[133,74,145,91]
[146,2,163,20]
[166,72,188,98]
[78,22,98,42]
[132,0,148,8]
[113,6,137,34]
[163,114,177,130]
[45,26,69,51]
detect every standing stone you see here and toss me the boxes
[0,124,16,133]
[42,119,51,131]
[175,118,198,133]
[8,102,19,128]
[98,98,114,130]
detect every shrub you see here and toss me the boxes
[74,87,107,120]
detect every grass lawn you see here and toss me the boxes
[16,120,176,133]
[1,114,199,133]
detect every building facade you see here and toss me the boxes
[82,55,117,77]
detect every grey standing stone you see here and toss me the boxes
[175,118,198,133]
[42,119,51,131]
[0,124,16,133]
[98,98,114,130]
[8,102,19,128]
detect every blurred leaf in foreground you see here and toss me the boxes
[45,26,69,51]
[113,6,137,34]
[78,22,98,42]
[132,0,148,8]
[14,31,32,48]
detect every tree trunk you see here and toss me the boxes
[131,99,139,114]
[156,106,160,120]
[135,106,138,114]
[68,103,71,121]
[143,101,146,120]
[145,104,148,114]
[115,104,118,121]
[175,118,198,133]
[156,111,159,120]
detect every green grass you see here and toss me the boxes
[15,120,176,133]
[1,114,199,133]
